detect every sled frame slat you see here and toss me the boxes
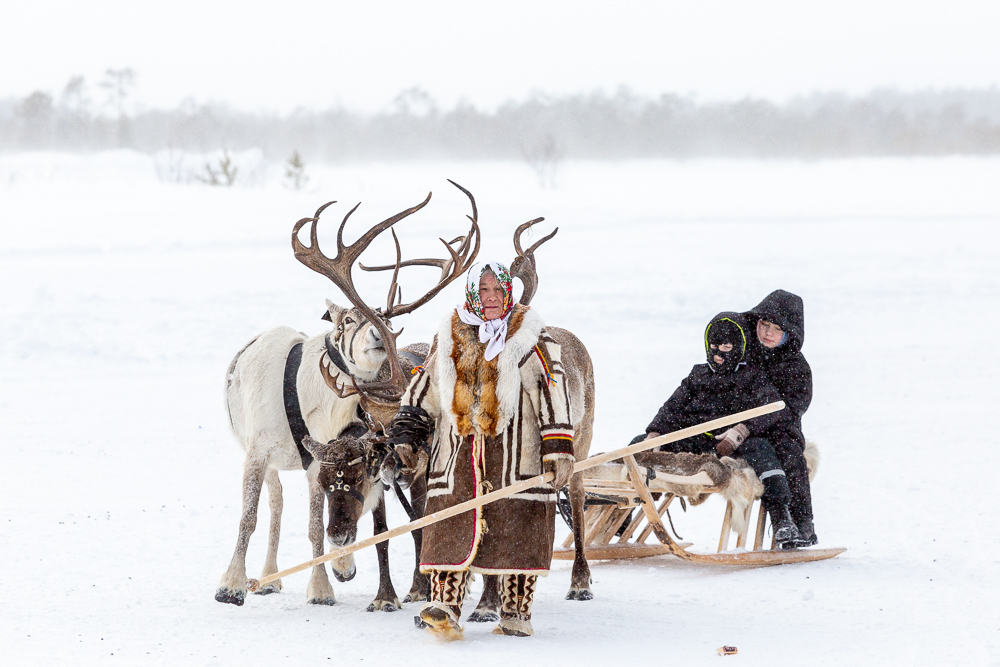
[554,458,846,567]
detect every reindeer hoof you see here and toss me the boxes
[332,565,357,583]
[254,584,281,596]
[215,588,245,606]
[403,591,430,604]
[492,617,534,637]
[467,609,500,623]
[367,599,400,612]
[308,596,337,606]
[566,588,594,601]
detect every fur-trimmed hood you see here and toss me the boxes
[435,304,544,436]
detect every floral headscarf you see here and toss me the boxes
[464,261,513,320]
[457,261,515,361]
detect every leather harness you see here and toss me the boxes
[283,342,314,470]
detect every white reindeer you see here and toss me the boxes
[216,185,480,607]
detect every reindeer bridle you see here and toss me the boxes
[319,440,390,504]
[323,332,353,375]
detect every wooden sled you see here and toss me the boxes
[552,455,845,566]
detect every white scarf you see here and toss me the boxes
[456,306,512,361]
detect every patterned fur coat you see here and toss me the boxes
[401,304,575,575]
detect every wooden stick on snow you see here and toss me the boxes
[245,400,785,593]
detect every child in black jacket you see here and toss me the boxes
[742,289,817,547]
[640,312,800,547]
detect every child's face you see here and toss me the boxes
[709,342,734,366]
[757,319,784,348]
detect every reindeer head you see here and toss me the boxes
[321,299,390,380]
[303,429,385,551]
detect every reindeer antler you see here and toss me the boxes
[292,195,431,401]
[510,217,558,306]
[292,182,480,403]
[359,179,481,318]
[318,353,361,399]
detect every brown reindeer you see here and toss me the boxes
[299,427,403,610]
[216,183,478,608]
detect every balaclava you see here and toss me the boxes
[705,315,747,375]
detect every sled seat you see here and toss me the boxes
[552,453,845,567]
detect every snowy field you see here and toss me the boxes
[1,153,998,666]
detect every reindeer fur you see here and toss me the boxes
[588,444,822,537]
[804,439,819,482]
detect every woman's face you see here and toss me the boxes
[757,319,784,348]
[478,270,506,320]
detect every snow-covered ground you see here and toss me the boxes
[1,152,998,666]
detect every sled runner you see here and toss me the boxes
[552,454,845,566]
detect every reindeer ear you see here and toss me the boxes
[302,435,325,457]
[324,299,345,323]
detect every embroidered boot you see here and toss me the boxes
[416,570,469,641]
[493,574,537,637]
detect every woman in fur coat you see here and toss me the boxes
[388,261,576,639]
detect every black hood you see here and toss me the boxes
[746,289,804,352]
[704,311,750,374]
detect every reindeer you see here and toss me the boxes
[215,183,479,607]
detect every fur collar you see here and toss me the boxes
[435,304,544,436]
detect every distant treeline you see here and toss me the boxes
[3,80,1000,160]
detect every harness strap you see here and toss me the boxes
[283,342,313,470]
[324,333,352,375]
[393,480,419,522]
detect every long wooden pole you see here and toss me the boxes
[245,400,785,592]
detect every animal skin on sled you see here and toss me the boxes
[582,441,819,536]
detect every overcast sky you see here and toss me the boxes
[3,1,999,114]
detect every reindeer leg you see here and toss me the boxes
[467,575,501,622]
[216,457,269,605]
[306,475,336,605]
[255,468,283,595]
[405,475,430,603]
[566,472,593,600]
[367,494,401,612]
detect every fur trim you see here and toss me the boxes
[435,305,543,436]
[804,440,820,482]
[718,458,764,535]
[469,566,550,577]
